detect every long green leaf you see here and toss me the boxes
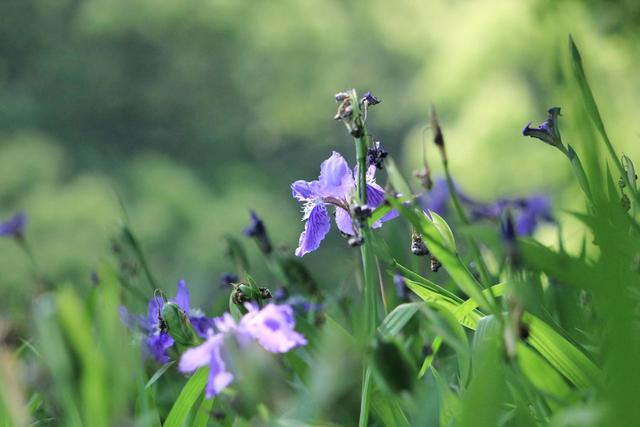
[163,368,208,427]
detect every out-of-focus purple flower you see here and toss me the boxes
[522,107,564,151]
[291,151,398,256]
[418,178,451,215]
[219,273,239,288]
[360,91,381,106]
[273,287,289,303]
[513,195,553,236]
[179,332,233,398]
[419,178,553,236]
[126,280,214,363]
[394,273,410,302]
[0,212,27,239]
[243,211,273,255]
[240,303,307,353]
[179,304,306,398]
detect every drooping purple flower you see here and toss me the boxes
[522,107,565,152]
[178,304,306,398]
[291,151,397,256]
[360,91,381,106]
[513,195,553,236]
[0,212,27,239]
[243,210,273,255]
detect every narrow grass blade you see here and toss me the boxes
[163,368,209,427]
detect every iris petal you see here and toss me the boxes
[335,207,355,235]
[295,203,331,257]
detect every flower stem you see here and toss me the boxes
[349,90,378,427]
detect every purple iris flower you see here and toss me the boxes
[419,178,553,236]
[291,151,397,256]
[179,303,306,398]
[124,280,214,363]
[0,212,27,239]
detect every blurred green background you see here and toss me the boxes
[2,0,640,320]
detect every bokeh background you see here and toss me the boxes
[2,0,640,321]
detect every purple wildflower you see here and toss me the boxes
[178,303,306,398]
[472,195,553,236]
[291,151,397,256]
[419,178,553,236]
[522,107,565,152]
[243,210,273,255]
[179,332,234,398]
[360,91,381,106]
[0,212,27,239]
[240,303,307,353]
[130,280,213,363]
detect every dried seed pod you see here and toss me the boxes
[430,256,442,272]
[411,233,429,256]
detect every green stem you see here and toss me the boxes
[350,90,378,427]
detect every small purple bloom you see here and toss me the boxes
[291,151,397,256]
[522,107,564,151]
[243,210,273,255]
[360,91,381,106]
[178,304,306,398]
[219,272,239,288]
[0,212,27,239]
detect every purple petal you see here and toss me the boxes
[295,203,331,257]
[240,304,307,353]
[145,296,164,332]
[0,212,27,237]
[147,333,174,364]
[206,337,234,398]
[365,183,399,226]
[335,207,355,235]
[179,334,219,373]
[318,152,354,196]
[419,178,450,215]
[173,280,190,314]
[365,183,385,208]
[190,316,215,338]
[291,180,320,201]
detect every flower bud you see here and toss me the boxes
[162,302,199,347]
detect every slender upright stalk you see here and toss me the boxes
[347,90,379,427]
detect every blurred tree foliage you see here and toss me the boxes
[1,0,640,320]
